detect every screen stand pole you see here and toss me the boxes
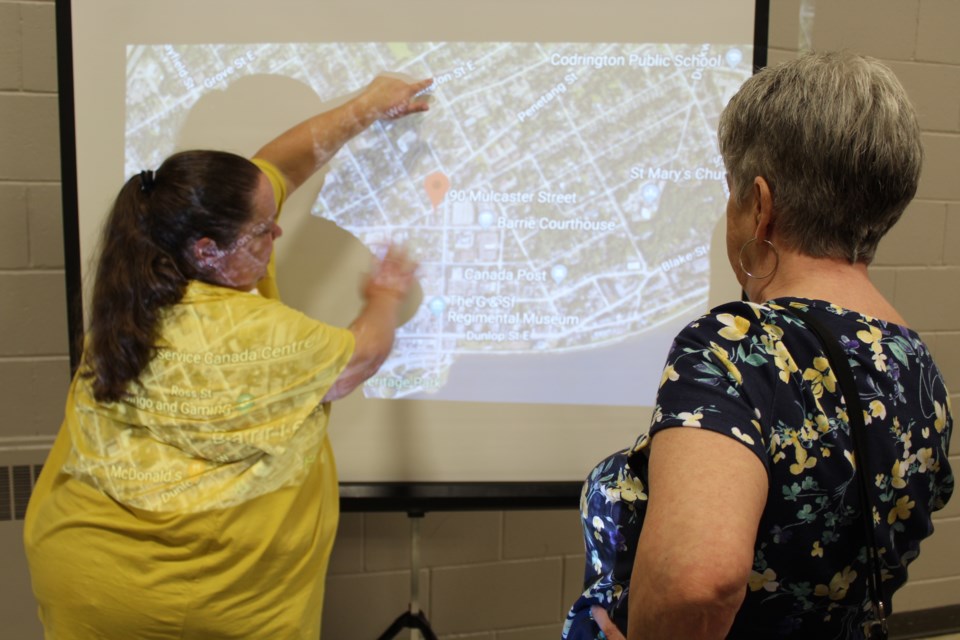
[376,511,438,640]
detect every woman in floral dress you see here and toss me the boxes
[564,52,953,640]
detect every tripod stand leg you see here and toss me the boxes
[375,512,439,640]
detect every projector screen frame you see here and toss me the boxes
[55,0,771,509]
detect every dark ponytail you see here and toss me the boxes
[82,150,262,403]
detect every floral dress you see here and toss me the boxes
[563,298,954,639]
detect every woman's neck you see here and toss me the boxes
[745,251,908,327]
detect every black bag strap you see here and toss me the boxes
[780,304,888,639]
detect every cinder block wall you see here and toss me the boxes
[1,1,957,638]
[813,0,960,616]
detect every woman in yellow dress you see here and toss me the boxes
[24,74,431,640]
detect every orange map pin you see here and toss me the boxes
[425,172,450,210]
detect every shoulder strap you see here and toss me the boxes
[779,304,888,638]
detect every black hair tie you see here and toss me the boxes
[139,170,156,193]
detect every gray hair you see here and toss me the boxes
[718,51,922,263]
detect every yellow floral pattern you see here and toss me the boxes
[565,299,953,639]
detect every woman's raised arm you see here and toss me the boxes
[253,75,432,194]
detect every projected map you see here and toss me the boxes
[125,42,752,405]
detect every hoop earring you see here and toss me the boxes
[738,237,780,280]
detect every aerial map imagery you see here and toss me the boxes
[124,41,752,406]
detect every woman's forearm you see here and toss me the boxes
[252,97,373,191]
[323,292,403,402]
[322,245,417,402]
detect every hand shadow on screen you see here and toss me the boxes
[174,74,424,467]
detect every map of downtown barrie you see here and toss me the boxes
[125,41,752,405]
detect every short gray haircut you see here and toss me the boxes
[718,51,922,263]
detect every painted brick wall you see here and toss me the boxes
[0,1,956,638]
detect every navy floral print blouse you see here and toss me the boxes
[564,298,953,639]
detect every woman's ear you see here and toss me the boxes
[753,176,775,242]
[192,237,220,266]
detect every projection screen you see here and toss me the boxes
[63,0,766,483]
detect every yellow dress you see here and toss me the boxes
[23,159,354,639]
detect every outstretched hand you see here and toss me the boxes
[363,244,419,303]
[359,75,433,121]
